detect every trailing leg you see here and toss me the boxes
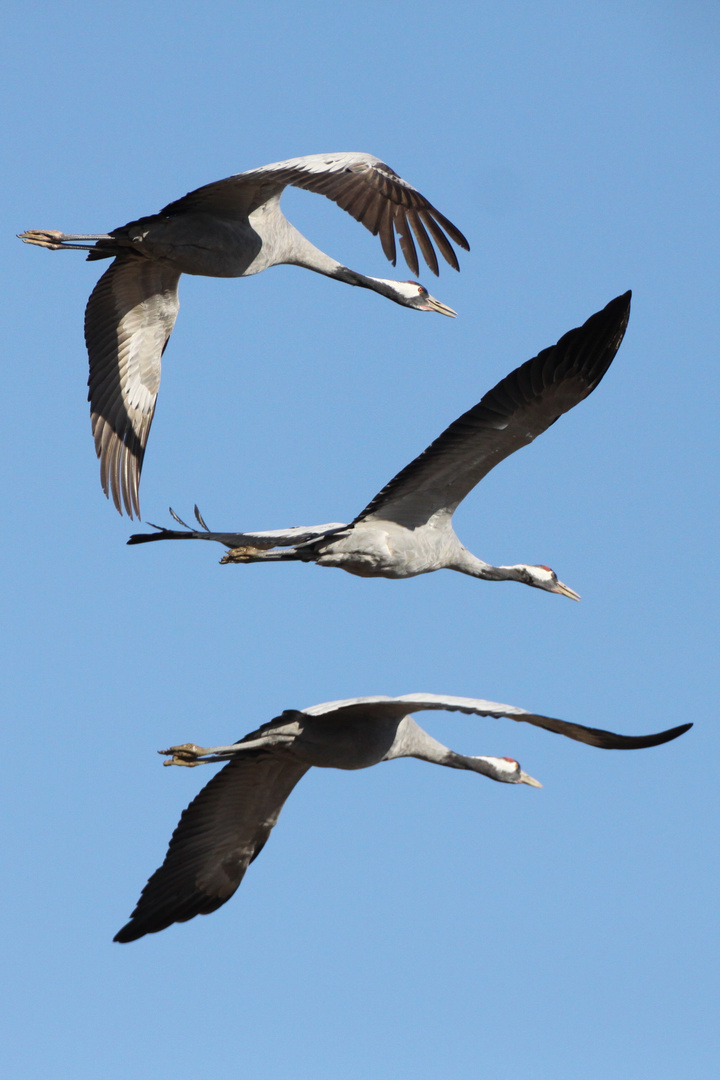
[18,229,114,251]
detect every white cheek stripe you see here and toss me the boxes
[474,756,519,779]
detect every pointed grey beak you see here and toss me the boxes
[422,294,457,317]
[520,771,543,788]
[552,579,581,602]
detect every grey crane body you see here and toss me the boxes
[113,691,690,943]
[96,201,327,280]
[301,524,548,582]
[221,709,459,772]
[19,152,468,518]
[130,292,631,599]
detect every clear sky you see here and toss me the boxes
[3,2,719,1078]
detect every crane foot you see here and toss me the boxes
[159,743,208,767]
[220,546,265,563]
[18,229,66,249]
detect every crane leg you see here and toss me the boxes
[220,546,301,564]
[18,229,113,251]
[160,734,295,766]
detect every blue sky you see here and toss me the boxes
[3,2,719,1078]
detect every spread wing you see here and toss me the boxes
[85,256,180,518]
[114,751,309,943]
[355,292,631,530]
[303,692,692,750]
[160,152,469,277]
[127,507,348,548]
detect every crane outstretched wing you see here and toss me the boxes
[85,256,180,518]
[355,292,631,530]
[161,152,469,277]
[114,751,309,943]
[127,507,347,549]
[303,692,691,750]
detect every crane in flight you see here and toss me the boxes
[114,690,690,942]
[129,292,630,601]
[19,152,468,518]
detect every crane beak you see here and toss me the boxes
[520,771,543,788]
[551,579,581,601]
[421,293,457,317]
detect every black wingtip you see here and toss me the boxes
[127,523,190,545]
[656,721,693,744]
[113,922,141,944]
[127,531,160,546]
[597,290,631,323]
[620,721,693,749]
[114,914,173,943]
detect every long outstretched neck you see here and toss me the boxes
[383,717,527,784]
[284,232,410,302]
[448,548,527,583]
[450,547,580,600]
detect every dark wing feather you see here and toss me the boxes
[306,693,692,750]
[289,155,469,275]
[114,752,309,943]
[407,209,438,276]
[418,209,460,271]
[395,210,420,277]
[355,292,631,529]
[508,715,693,749]
[376,197,398,266]
[85,256,180,518]
[158,152,468,277]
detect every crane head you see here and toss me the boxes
[383,279,457,316]
[517,564,581,601]
[471,755,543,786]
